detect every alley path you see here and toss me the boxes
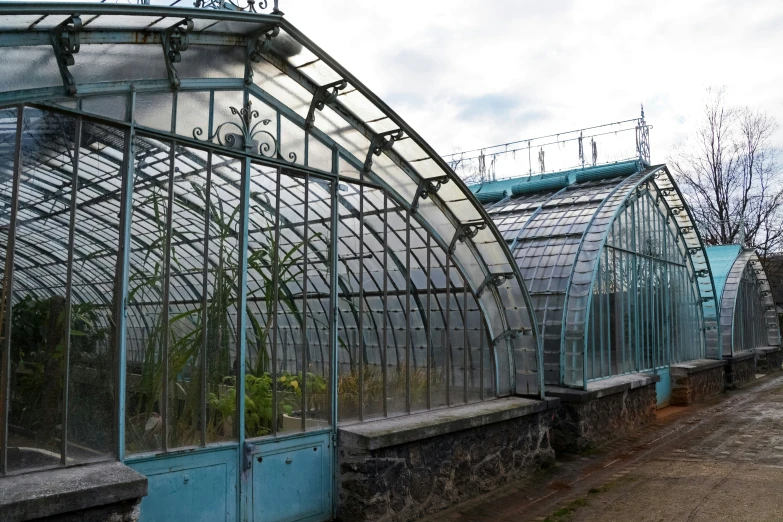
[423,373,783,522]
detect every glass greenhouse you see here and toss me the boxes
[0,2,543,521]
[706,245,781,356]
[472,155,721,394]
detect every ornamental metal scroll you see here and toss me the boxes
[163,18,194,89]
[475,273,514,297]
[411,175,449,213]
[245,25,280,85]
[195,0,283,15]
[305,79,347,130]
[51,15,82,96]
[193,101,280,158]
[448,221,486,254]
[363,129,403,174]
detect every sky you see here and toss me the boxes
[282,0,783,170]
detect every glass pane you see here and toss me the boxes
[204,155,241,444]
[167,145,209,449]
[66,121,120,463]
[125,135,169,454]
[7,108,74,472]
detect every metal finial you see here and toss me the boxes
[640,104,645,120]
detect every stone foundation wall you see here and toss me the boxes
[36,499,141,522]
[671,364,725,406]
[725,353,756,389]
[756,348,783,374]
[552,384,656,454]
[337,411,555,522]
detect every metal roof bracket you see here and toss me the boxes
[245,24,280,85]
[411,175,449,214]
[50,15,82,96]
[304,79,347,130]
[448,221,486,254]
[475,273,513,297]
[162,18,194,89]
[363,129,403,174]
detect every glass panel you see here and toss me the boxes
[7,108,74,472]
[167,145,209,449]
[204,154,241,444]
[125,135,169,454]
[66,121,120,463]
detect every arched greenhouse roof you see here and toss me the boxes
[471,159,722,388]
[0,1,544,405]
[706,245,781,354]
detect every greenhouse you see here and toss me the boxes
[473,158,719,394]
[0,2,550,522]
[706,245,782,371]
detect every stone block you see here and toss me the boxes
[724,351,756,390]
[548,374,657,453]
[671,359,726,405]
[337,399,557,522]
[755,347,783,374]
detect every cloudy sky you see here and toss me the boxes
[283,0,783,168]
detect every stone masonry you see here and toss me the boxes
[725,351,756,389]
[755,347,783,374]
[337,400,557,522]
[550,382,657,454]
[671,360,726,406]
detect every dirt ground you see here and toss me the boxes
[423,372,783,522]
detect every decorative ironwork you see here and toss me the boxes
[492,327,531,345]
[245,25,279,85]
[194,0,283,14]
[193,101,280,158]
[363,129,403,173]
[476,273,514,297]
[695,269,709,278]
[411,175,449,213]
[636,104,651,165]
[162,18,194,89]
[449,221,486,254]
[305,79,347,130]
[50,15,82,96]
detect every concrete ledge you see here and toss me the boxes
[0,461,147,522]
[671,358,726,375]
[546,373,660,404]
[755,346,782,355]
[727,350,756,362]
[339,397,560,451]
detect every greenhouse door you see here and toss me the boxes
[245,432,333,522]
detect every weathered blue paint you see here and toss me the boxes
[128,445,240,522]
[653,367,672,407]
[247,431,333,522]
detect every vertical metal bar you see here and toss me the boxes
[236,157,251,438]
[115,90,136,461]
[199,152,212,447]
[631,197,639,371]
[329,148,340,522]
[271,168,282,436]
[425,233,431,410]
[405,210,411,413]
[0,106,24,474]
[159,139,176,452]
[462,285,468,404]
[479,316,484,401]
[357,185,364,421]
[301,173,310,432]
[445,251,451,406]
[60,117,82,464]
[328,168,338,427]
[382,193,388,417]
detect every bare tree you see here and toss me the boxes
[669,88,783,259]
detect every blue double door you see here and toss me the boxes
[128,430,333,522]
